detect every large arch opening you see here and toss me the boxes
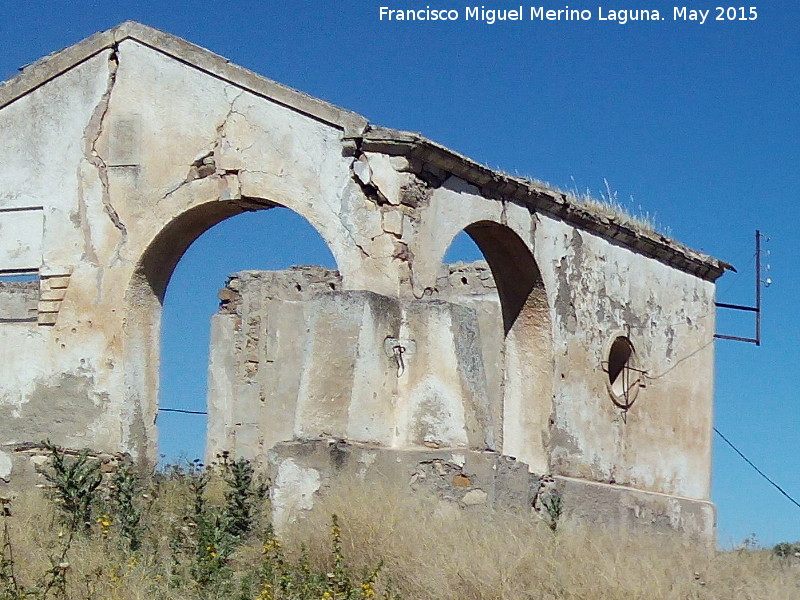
[441,221,553,472]
[123,198,339,465]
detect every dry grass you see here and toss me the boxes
[3,471,799,600]
[506,170,667,236]
[289,476,800,600]
[563,177,667,236]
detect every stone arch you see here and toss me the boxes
[444,220,553,472]
[121,194,346,465]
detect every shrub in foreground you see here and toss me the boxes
[1,447,799,600]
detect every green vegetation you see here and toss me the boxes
[0,447,391,600]
[38,440,103,534]
[1,444,799,599]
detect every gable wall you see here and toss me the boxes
[0,29,719,539]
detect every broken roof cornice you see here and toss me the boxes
[0,21,732,282]
[0,21,369,136]
[357,126,734,282]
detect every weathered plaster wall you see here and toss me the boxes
[0,34,378,467]
[0,23,727,538]
[258,440,713,541]
[541,222,716,500]
[209,241,715,505]
[0,51,121,459]
[207,263,502,462]
[395,173,716,500]
[0,281,38,321]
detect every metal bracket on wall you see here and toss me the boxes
[715,230,769,346]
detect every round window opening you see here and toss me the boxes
[606,335,641,408]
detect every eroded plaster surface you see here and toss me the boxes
[207,264,502,461]
[0,22,730,540]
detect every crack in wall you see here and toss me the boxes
[213,90,246,161]
[351,154,391,206]
[160,91,245,202]
[82,47,127,245]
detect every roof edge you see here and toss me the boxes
[357,126,733,283]
[0,21,369,136]
[0,22,731,282]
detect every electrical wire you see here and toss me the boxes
[158,407,208,415]
[714,427,800,511]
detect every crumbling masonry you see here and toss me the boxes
[0,22,731,539]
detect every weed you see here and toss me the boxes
[0,499,20,600]
[773,540,800,558]
[1,494,76,600]
[107,464,143,551]
[566,177,668,236]
[40,440,102,534]
[219,452,268,540]
[541,490,563,533]
[3,466,799,599]
[253,516,389,600]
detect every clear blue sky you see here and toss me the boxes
[1,1,797,547]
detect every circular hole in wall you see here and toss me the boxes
[607,336,635,399]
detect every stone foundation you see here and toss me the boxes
[262,439,715,542]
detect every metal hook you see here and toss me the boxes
[392,344,406,377]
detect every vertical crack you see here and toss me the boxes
[82,46,127,240]
[213,90,245,161]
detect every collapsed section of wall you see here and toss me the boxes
[206,263,503,462]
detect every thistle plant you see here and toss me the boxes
[220,453,268,540]
[108,464,143,551]
[40,440,102,533]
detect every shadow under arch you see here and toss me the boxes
[122,196,342,465]
[446,220,554,472]
[462,221,546,335]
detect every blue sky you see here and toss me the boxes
[1,1,797,546]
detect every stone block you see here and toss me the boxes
[40,288,66,302]
[43,276,70,289]
[462,488,488,506]
[37,312,58,326]
[382,210,403,236]
[37,301,60,313]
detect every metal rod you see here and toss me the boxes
[158,408,208,415]
[715,302,758,312]
[714,229,763,346]
[755,230,761,346]
[714,333,758,344]
[0,205,44,214]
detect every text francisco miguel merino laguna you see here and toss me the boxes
[379,6,757,24]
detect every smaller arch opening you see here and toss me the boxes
[440,221,553,470]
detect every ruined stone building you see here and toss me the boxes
[0,22,731,539]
